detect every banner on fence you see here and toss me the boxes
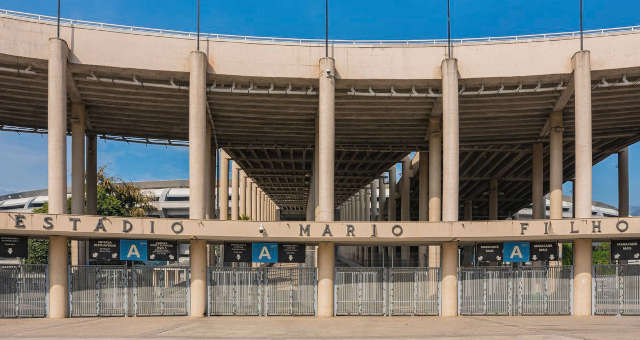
[252,243,278,263]
[503,241,530,263]
[475,243,503,265]
[89,239,120,260]
[0,235,27,258]
[530,242,558,262]
[148,240,177,261]
[120,239,148,261]
[611,240,640,261]
[224,243,251,262]
[278,244,306,263]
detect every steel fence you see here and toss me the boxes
[459,266,572,316]
[389,268,440,315]
[208,267,262,316]
[593,264,640,315]
[132,266,189,316]
[69,265,128,317]
[0,264,47,318]
[335,267,386,316]
[264,267,317,316]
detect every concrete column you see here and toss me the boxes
[441,242,458,316]
[489,178,498,220]
[189,239,207,317]
[378,177,386,221]
[48,38,68,215]
[388,168,397,221]
[219,150,230,220]
[251,182,257,220]
[70,103,86,266]
[85,134,97,215]
[429,119,442,222]
[573,239,592,316]
[257,190,262,221]
[317,57,335,222]
[573,51,592,219]
[204,128,212,219]
[370,181,378,221]
[360,189,367,221]
[401,246,410,266]
[48,236,68,318]
[364,188,371,221]
[419,152,428,221]
[442,59,459,222]
[231,162,239,220]
[401,158,411,221]
[209,147,217,218]
[428,245,440,268]
[549,110,564,219]
[188,51,208,220]
[239,171,246,218]
[532,143,544,219]
[246,178,253,220]
[618,147,629,217]
[464,199,473,221]
[317,242,335,317]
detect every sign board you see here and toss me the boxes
[120,239,148,261]
[252,243,278,263]
[278,244,305,263]
[0,236,27,258]
[148,240,177,261]
[611,240,640,261]
[503,241,530,263]
[530,242,559,262]
[224,243,251,263]
[475,243,503,265]
[90,239,120,260]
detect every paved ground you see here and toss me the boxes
[1,316,639,339]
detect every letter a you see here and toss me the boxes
[127,244,140,259]
[510,245,523,259]
[259,246,271,260]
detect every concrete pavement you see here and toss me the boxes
[1,316,639,339]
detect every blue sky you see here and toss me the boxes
[0,0,638,209]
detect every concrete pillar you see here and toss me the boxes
[188,51,208,220]
[442,59,459,222]
[401,158,411,221]
[364,188,371,221]
[429,119,442,222]
[532,143,544,219]
[231,162,239,220]
[400,246,410,266]
[190,239,207,317]
[388,168,397,221]
[618,147,629,217]
[246,178,252,220]
[428,245,440,268]
[419,152,428,221]
[317,57,335,222]
[317,242,335,317]
[573,239,592,316]
[70,103,86,266]
[209,147,217,218]
[549,110,564,219]
[85,134,97,215]
[489,178,498,220]
[257,190,262,221]
[219,150,230,220]
[48,38,68,215]
[441,242,458,316]
[239,171,246,218]
[464,199,472,221]
[370,181,378,221]
[378,177,386,221]
[48,236,68,318]
[360,189,367,221]
[573,51,592,219]
[251,182,257,220]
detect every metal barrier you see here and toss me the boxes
[593,264,640,315]
[389,268,440,315]
[69,265,189,317]
[0,264,47,318]
[208,266,316,316]
[335,267,386,316]
[459,266,572,315]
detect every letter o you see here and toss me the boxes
[392,224,403,237]
[616,220,629,233]
[171,222,184,234]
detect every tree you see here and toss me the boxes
[26,167,155,263]
[592,242,610,265]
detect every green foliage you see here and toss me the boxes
[562,242,573,266]
[25,239,49,264]
[239,214,250,221]
[593,242,610,265]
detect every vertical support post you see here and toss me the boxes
[257,190,262,221]
[618,147,629,217]
[71,103,86,266]
[231,161,239,220]
[388,168,397,221]
[219,150,230,220]
[360,189,367,221]
[85,134,97,215]
[573,50,593,316]
[239,170,246,218]
[209,146,217,218]
[489,178,498,220]
[49,236,68,318]
[441,241,458,316]
[190,240,207,317]
[189,51,208,220]
[48,38,68,215]
[532,143,544,219]
[549,110,564,219]
[317,57,335,222]
[370,181,378,221]
[429,119,442,221]
[204,127,212,219]
[463,199,472,221]
[401,157,411,221]
[442,58,459,222]
[419,152,428,221]
[317,242,335,317]
[247,179,253,220]
[378,177,386,221]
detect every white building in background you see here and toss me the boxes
[513,194,619,219]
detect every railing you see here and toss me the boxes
[593,264,640,315]
[1,8,639,46]
[0,264,47,318]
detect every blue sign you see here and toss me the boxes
[503,242,530,262]
[252,243,278,263]
[120,240,148,261]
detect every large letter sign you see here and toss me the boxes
[120,239,148,261]
[503,241,530,263]
[252,243,278,263]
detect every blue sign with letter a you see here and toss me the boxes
[252,243,278,263]
[503,241,530,262]
[120,240,148,261]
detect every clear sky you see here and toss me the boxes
[0,0,638,210]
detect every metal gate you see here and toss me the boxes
[264,267,316,315]
[208,267,262,316]
[459,266,572,315]
[389,268,439,315]
[593,264,640,315]
[69,265,128,317]
[335,267,386,315]
[132,266,189,316]
[0,264,47,318]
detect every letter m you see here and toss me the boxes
[299,224,311,236]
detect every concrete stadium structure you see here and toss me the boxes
[0,9,638,319]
